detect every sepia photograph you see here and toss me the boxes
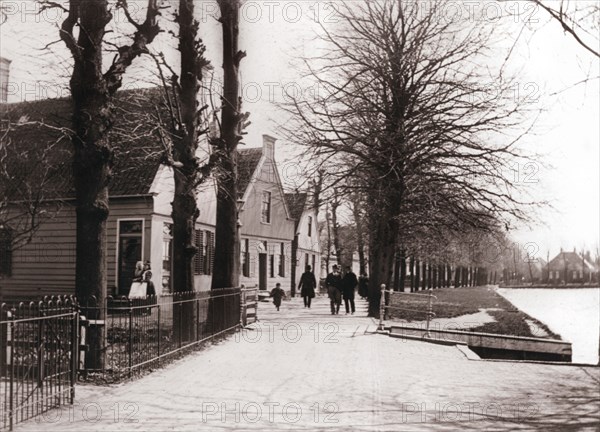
[0,0,599,430]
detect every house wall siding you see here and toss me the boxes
[240,237,292,293]
[0,197,153,301]
[240,159,295,240]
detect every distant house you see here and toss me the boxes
[238,136,295,293]
[0,92,218,301]
[284,191,321,296]
[546,250,598,284]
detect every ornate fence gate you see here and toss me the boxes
[0,297,79,431]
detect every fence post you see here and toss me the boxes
[378,284,386,331]
[128,308,133,377]
[255,285,259,323]
[240,284,245,328]
[8,311,14,431]
[70,308,79,404]
[157,304,161,365]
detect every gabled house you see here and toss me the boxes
[0,91,218,300]
[546,250,599,284]
[238,136,295,293]
[0,90,298,301]
[284,192,321,296]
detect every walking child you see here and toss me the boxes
[270,283,285,311]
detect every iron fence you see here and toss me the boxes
[79,286,258,379]
[0,297,78,431]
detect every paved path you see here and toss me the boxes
[15,296,600,431]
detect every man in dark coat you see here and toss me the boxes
[342,266,358,314]
[325,264,342,315]
[298,265,317,308]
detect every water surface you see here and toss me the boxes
[497,287,599,364]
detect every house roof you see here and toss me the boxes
[548,251,596,271]
[284,193,307,222]
[1,89,165,199]
[237,147,262,197]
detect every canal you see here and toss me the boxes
[497,287,600,364]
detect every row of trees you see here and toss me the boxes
[5,0,248,366]
[283,1,542,315]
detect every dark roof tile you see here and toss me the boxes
[1,88,166,199]
[237,147,262,197]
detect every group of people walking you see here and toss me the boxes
[270,264,369,314]
[325,264,367,315]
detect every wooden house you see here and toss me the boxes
[238,135,296,293]
[284,192,321,296]
[0,91,218,300]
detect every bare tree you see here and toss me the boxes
[283,1,537,316]
[211,0,248,290]
[0,120,67,251]
[43,0,162,367]
[525,0,599,58]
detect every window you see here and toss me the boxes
[0,227,12,277]
[261,191,272,223]
[270,253,275,278]
[312,255,316,273]
[194,230,205,275]
[241,238,250,277]
[307,216,312,237]
[305,253,309,270]
[278,243,285,277]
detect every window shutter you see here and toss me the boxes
[194,230,204,275]
[207,231,215,275]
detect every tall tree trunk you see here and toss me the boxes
[393,248,401,291]
[399,250,406,293]
[414,258,420,291]
[212,0,245,290]
[351,193,367,274]
[324,203,331,273]
[409,256,415,292]
[368,217,400,317]
[331,192,342,266]
[171,0,208,342]
[454,266,460,288]
[62,0,159,368]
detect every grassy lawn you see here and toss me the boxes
[387,285,561,340]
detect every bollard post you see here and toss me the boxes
[378,284,386,331]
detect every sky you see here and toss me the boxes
[0,0,598,260]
